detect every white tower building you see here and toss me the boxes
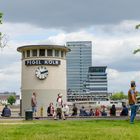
[17,45,70,116]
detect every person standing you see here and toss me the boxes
[54,93,65,120]
[128,81,138,124]
[31,92,37,117]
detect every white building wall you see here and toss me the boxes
[21,58,67,116]
[17,45,70,116]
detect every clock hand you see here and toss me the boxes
[41,70,48,74]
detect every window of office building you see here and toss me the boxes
[47,49,52,56]
[39,49,45,56]
[32,49,37,57]
[55,50,59,57]
[27,50,30,57]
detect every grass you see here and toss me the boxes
[0,119,140,140]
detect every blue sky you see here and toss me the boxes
[0,0,140,94]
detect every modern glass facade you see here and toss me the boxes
[84,66,108,100]
[66,41,92,92]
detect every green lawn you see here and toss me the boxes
[0,119,140,140]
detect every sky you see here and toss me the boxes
[0,0,140,94]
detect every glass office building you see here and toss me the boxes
[66,41,92,92]
[84,66,108,100]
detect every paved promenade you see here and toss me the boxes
[0,116,140,121]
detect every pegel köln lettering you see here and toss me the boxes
[25,60,61,66]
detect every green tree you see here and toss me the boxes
[0,12,8,48]
[0,12,2,24]
[134,24,140,54]
[7,95,16,105]
[0,12,2,40]
[0,12,3,48]
[110,92,127,100]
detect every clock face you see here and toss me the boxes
[35,66,48,80]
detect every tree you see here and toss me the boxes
[0,12,2,24]
[0,12,2,47]
[133,24,140,54]
[110,92,127,100]
[7,95,16,105]
[0,12,7,48]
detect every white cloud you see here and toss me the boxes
[107,69,140,93]
[44,20,140,71]
[0,62,21,93]
[1,20,140,94]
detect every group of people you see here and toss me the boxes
[0,79,137,123]
[31,92,130,119]
[79,104,128,117]
[109,104,128,116]
[31,92,70,120]
[47,102,129,118]
[31,80,139,123]
[79,106,107,117]
[47,94,70,120]
[108,80,139,124]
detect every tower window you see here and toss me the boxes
[27,50,30,57]
[32,49,37,57]
[39,49,45,56]
[55,50,59,57]
[47,49,52,56]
